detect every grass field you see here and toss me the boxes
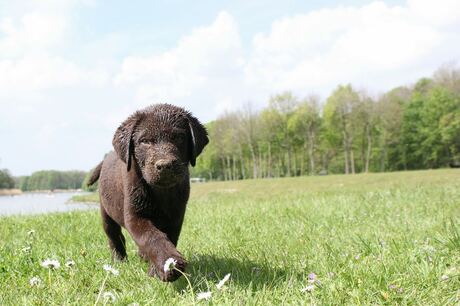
[1,169,459,305]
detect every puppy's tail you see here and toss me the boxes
[87,161,103,186]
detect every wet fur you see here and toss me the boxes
[88,104,208,282]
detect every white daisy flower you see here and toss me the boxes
[441,274,449,281]
[103,264,119,276]
[196,291,212,301]
[29,276,42,287]
[103,291,116,302]
[216,273,231,290]
[21,246,31,253]
[41,259,60,269]
[301,285,315,293]
[163,258,177,273]
[65,260,76,268]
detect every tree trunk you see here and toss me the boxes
[232,155,237,180]
[247,142,258,179]
[322,153,328,173]
[238,145,246,179]
[292,149,297,176]
[221,157,227,181]
[343,131,349,174]
[280,155,285,177]
[308,129,316,175]
[380,136,387,172]
[301,142,307,176]
[287,148,292,177]
[240,155,246,180]
[259,149,264,178]
[365,124,372,173]
[350,146,356,174]
[267,142,272,178]
[226,156,232,180]
[361,128,366,172]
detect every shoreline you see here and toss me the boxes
[0,189,85,197]
[69,192,99,204]
[0,189,22,196]
[24,189,84,194]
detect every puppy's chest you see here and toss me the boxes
[129,187,186,220]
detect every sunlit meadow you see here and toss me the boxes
[1,169,459,305]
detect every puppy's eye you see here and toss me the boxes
[174,134,185,144]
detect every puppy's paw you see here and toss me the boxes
[149,252,187,282]
[111,250,127,262]
[137,250,148,262]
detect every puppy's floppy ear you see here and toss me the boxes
[187,114,209,167]
[112,112,142,172]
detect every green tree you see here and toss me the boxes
[192,121,223,180]
[177,64,460,179]
[324,85,360,174]
[375,86,411,171]
[402,81,459,169]
[288,95,321,174]
[266,92,298,176]
[237,103,261,179]
[439,108,460,163]
[0,169,15,189]
[19,170,86,191]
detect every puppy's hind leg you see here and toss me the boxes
[101,208,127,261]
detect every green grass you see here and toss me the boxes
[71,192,100,203]
[1,169,459,305]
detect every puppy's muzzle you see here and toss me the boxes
[155,159,176,172]
[153,159,183,186]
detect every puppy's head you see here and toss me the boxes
[112,104,208,188]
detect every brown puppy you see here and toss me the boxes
[87,104,208,282]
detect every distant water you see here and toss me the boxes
[0,192,98,216]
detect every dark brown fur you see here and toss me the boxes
[88,104,208,282]
[87,161,102,186]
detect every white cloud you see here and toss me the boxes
[0,0,94,57]
[0,55,108,93]
[114,1,460,113]
[408,0,460,26]
[0,12,67,57]
[244,0,460,96]
[2,1,459,102]
[0,0,106,95]
[115,11,244,105]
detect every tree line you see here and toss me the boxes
[17,170,86,191]
[1,66,459,187]
[0,169,15,189]
[191,65,460,180]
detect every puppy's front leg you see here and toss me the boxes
[124,213,186,282]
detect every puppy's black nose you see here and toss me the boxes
[155,159,175,171]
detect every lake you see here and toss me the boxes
[0,192,98,216]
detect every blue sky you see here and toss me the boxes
[0,0,459,175]
[73,1,402,49]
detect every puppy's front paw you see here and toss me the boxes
[149,253,187,282]
[138,250,148,262]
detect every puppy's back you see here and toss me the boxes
[99,151,127,225]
